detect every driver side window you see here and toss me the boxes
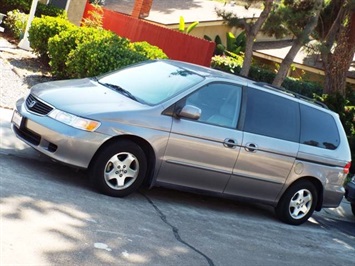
[185,82,242,128]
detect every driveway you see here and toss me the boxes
[1,107,354,265]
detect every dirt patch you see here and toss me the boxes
[0,32,54,109]
[0,33,53,86]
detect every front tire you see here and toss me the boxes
[90,140,147,197]
[275,181,318,225]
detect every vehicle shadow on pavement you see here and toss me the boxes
[2,154,354,265]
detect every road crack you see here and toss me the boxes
[140,192,215,266]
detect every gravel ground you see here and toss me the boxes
[0,34,53,110]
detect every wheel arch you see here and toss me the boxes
[89,135,156,187]
[284,177,324,211]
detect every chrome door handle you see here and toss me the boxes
[223,138,238,149]
[245,143,258,152]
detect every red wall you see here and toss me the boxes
[82,3,215,67]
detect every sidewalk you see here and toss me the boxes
[0,34,52,110]
[0,37,28,109]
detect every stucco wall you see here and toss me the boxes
[165,23,276,46]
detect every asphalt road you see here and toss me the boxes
[1,107,354,265]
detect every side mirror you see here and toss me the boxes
[177,105,201,120]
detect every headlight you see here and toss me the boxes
[48,109,101,132]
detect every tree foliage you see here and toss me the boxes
[216,0,274,76]
[262,0,323,87]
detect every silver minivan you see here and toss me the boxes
[12,60,352,225]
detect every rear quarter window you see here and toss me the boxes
[300,105,340,150]
[243,88,300,142]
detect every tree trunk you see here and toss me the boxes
[240,32,256,76]
[240,0,273,76]
[272,0,323,87]
[272,40,303,87]
[323,11,355,96]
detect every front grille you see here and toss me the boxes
[26,94,53,115]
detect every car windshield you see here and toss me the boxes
[97,61,205,105]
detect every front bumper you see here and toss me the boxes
[345,180,355,204]
[11,98,110,169]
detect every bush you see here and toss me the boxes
[210,55,243,73]
[314,89,355,136]
[0,0,64,17]
[4,9,28,39]
[81,3,104,29]
[28,15,72,61]
[65,31,147,78]
[248,65,276,84]
[36,3,64,17]
[47,25,81,77]
[48,27,115,78]
[211,55,323,97]
[0,0,29,14]
[48,26,168,78]
[130,41,168,60]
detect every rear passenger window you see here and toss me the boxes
[243,88,300,142]
[300,105,339,150]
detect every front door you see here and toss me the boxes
[157,82,243,193]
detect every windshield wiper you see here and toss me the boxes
[99,82,139,102]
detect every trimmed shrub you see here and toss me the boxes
[65,32,147,78]
[47,25,81,78]
[28,15,73,60]
[36,3,64,17]
[48,26,169,78]
[4,9,28,39]
[48,27,115,78]
[130,41,168,60]
[0,0,64,17]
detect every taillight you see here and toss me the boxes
[344,162,351,174]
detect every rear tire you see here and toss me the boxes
[89,140,147,197]
[275,181,318,225]
[351,203,355,216]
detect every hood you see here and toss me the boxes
[31,78,147,116]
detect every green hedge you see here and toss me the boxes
[48,26,89,78]
[66,33,148,78]
[0,0,30,13]
[130,41,168,60]
[28,15,73,60]
[0,0,64,17]
[47,25,168,78]
[211,55,323,97]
